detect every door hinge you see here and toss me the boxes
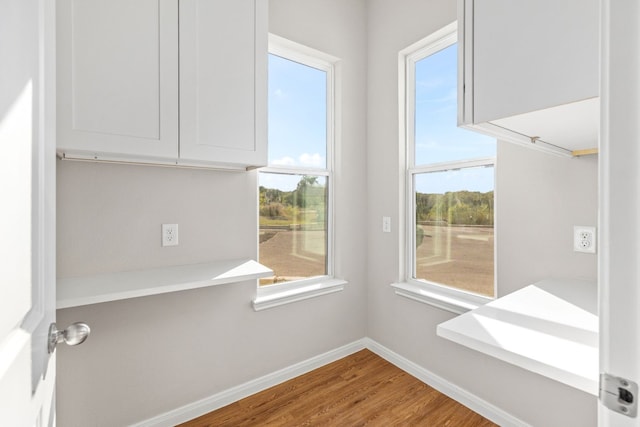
[600,373,638,418]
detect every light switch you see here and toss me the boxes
[382,217,391,233]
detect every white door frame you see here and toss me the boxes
[598,0,640,425]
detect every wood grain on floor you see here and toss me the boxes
[179,349,498,426]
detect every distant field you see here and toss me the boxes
[259,228,325,284]
[258,225,494,297]
[416,225,494,297]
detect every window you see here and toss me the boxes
[254,35,344,310]
[396,23,496,312]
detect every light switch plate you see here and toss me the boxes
[382,216,391,233]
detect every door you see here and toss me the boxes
[599,0,640,425]
[0,0,57,425]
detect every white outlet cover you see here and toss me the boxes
[162,224,179,247]
[574,226,596,254]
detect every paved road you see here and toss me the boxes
[259,229,326,283]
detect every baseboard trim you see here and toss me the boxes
[129,340,367,427]
[132,338,528,427]
[363,338,531,427]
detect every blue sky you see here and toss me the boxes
[268,54,326,168]
[414,44,495,194]
[262,45,495,194]
[414,44,495,165]
[260,54,327,192]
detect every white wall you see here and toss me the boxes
[365,1,598,426]
[55,1,367,425]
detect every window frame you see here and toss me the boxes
[392,22,497,314]
[253,34,345,311]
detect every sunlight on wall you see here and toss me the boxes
[0,80,33,322]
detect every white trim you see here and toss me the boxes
[259,166,330,176]
[257,35,340,305]
[399,23,497,307]
[598,0,640,423]
[400,22,458,62]
[131,338,528,427]
[58,152,256,172]
[269,34,340,71]
[252,278,347,311]
[129,340,366,427]
[391,281,490,314]
[364,339,531,427]
[461,121,572,158]
[410,157,495,174]
[405,161,497,305]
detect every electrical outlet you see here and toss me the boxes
[574,226,596,253]
[162,224,179,247]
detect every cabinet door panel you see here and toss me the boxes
[179,0,267,167]
[473,0,598,124]
[57,0,178,159]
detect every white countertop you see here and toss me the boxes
[437,278,598,395]
[57,259,273,309]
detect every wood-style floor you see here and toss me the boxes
[179,349,497,427]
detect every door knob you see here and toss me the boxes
[48,322,91,353]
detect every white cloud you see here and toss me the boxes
[271,156,296,166]
[298,153,324,167]
[270,153,325,168]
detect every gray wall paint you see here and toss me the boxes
[56,1,599,426]
[55,1,368,425]
[365,1,598,426]
[496,141,598,296]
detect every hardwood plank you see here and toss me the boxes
[179,350,497,427]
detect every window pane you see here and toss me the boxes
[414,166,495,297]
[259,172,327,285]
[414,44,495,165]
[268,54,327,168]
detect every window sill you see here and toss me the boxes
[391,281,492,314]
[253,278,347,311]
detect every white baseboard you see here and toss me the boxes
[131,338,528,427]
[129,340,367,427]
[363,338,531,427]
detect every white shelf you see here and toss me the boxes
[437,278,598,395]
[57,259,273,309]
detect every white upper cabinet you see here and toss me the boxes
[57,0,267,170]
[179,0,267,167]
[459,0,600,156]
[57,0,179,161]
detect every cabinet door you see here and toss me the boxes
[57,0,179,160]
[471,0,598,124]
[179,0,267,168]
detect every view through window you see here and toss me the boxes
[409,38,496,298]
[259,50,332,286]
